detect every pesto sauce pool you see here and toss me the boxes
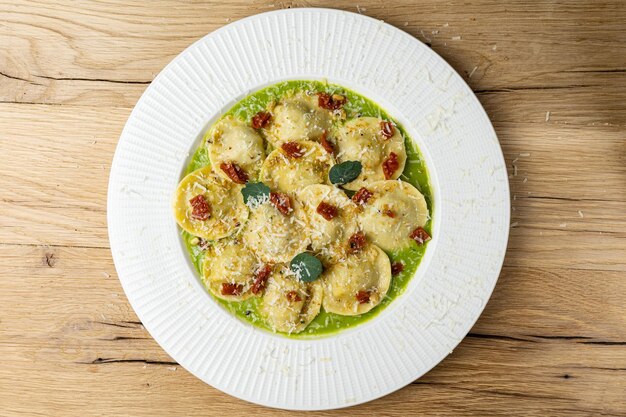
[182,80,433,338]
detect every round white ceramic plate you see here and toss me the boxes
[108,8,509,410]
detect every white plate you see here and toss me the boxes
[108,8,509,410]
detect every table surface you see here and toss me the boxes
[1,1,625,416]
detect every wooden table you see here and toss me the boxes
[1,1,625,415]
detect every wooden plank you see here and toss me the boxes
[1,358,624,417]
[1,244,624,416]
[475,266,626,340]
[1,245,624,342]
[2,102,624,271]
[1,1,626,107]
[0,104,127,247]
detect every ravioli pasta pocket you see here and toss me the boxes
[173,80,433,336]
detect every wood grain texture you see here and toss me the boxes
[1,1,625,416]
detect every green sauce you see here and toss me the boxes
[181,80,433,338]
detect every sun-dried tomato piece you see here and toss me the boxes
[286,290,302,303]
[250,264,272,295]
[383,208,395,218]
[410,226,431,245]
[382,152,400,180]
[317,92,347,110]
[316,201,338,221]
[221,282,244,296]
[380,121,395,139]
[319,130,334,154]
[352,187,373,206]
[355,290,370,304]
[391,261,404,276]
[251,111,272,129]
[189,194,211,220]
[269,192,292,215]
[348,231,367,254]
[220,162,248,184]
[281,141,305,158]
[318,93,332,110]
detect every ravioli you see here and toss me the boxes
[260,264,324,333]
[242,198,309,263]
[207,115,265,182]
[202,238,259,301]
[322,243,391,315]
[297,184,359,263]
[173,166,248,240]
[357,180,429,251]
[334,117,407,190]
[260,141,334,194]
[263,93,333,147]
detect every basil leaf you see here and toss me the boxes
[241,182,270,206]
[329,160,362,185]
[290,253,323,282]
